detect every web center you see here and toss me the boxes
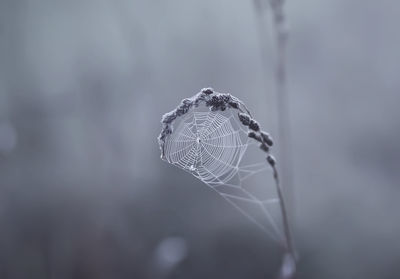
[196,137,201,144]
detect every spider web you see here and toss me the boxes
[163,108,284,243]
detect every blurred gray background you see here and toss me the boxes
[1,0,400,278]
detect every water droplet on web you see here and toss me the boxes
[189,165,196,172]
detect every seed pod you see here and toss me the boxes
[238,113,251,126]
[267,155,276,166]
[221,94,232,103]
[259,142,269,153]
[228,101,239,109]
[248,131,262,142]
[201,88,214,95]
[261,131,274,146]
[161,112,176,124]
[249,119,260,132]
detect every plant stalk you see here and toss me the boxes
[269,0,295,217]
[272,165,296,279]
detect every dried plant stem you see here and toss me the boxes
[254,0,295,219]
[272,165,295,259]
[253,3,274,127]
[262,160,296,279]
[268,1,297,278]
[269,0,294,212]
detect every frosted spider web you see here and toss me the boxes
[163,108,284,243]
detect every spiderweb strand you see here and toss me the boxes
[163,110,285,244]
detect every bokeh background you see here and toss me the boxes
[1,0,400,278]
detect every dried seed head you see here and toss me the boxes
[261,131,274,146]
[182,98,191,105]
[267,155,276,166]
[238,113,251,126]
[207,95,222,109]
[221,94,231,103]
[159,89,277,168]
[228,101,239,109]
[201,88,214,95]
[249,119,260,132]
[161,112,176,124]
[259,143,270,153]
[248,131,262,142]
